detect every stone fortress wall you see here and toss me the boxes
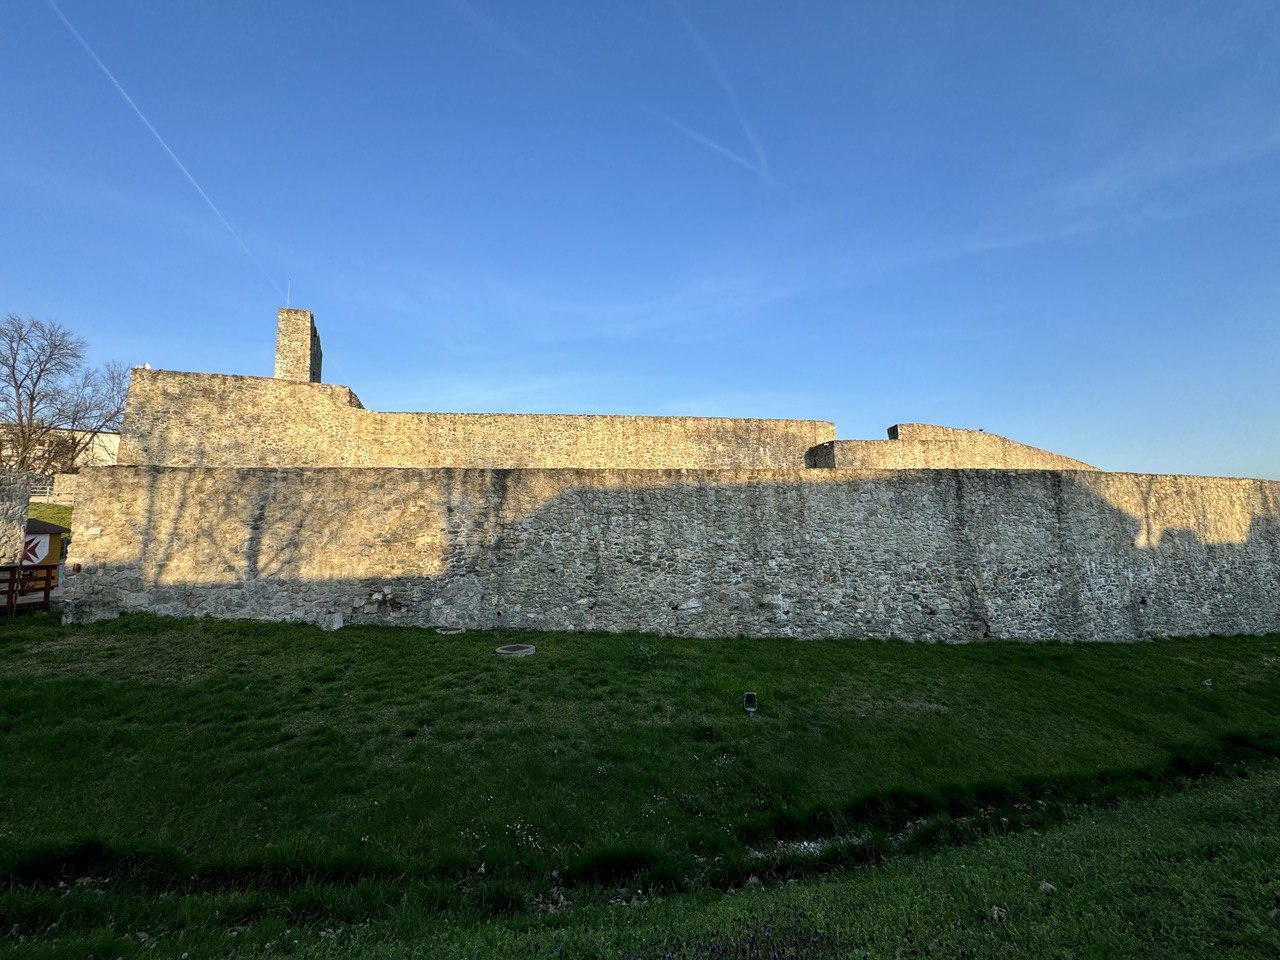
[118,310,834,470]
[806,423,1099,471]
[63,307,1280,642]
[0,471,29,563]
[119,369,836,471]
[63,465,1280,642]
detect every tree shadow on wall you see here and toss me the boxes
[65,466,1280,642]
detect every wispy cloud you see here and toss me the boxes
[325,262,800,351]
[948,116,1280,263]
[485,273,797,343]
[1046,121,1280,216]
[317,46,1280,367]
[320,127,1280,367]
[821,116,1280,285]
[437,0,771,180]
[43,0,284,299]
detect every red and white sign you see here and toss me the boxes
[22,535,50,565]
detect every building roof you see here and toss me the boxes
[26,518,70,535]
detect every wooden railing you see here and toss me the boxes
[1,564,58,617]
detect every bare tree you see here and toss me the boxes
[0,314,128,474]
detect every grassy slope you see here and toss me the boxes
[1,614,1278,956]
[6,742,1279,959]
[24,503,71,529]
[113,763,1270,960]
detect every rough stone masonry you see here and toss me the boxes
[0,471,29,563]
[61,308,1280,642]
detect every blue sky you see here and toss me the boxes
[4,0,1279,478]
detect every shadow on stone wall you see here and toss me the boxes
[62,466,1280,642]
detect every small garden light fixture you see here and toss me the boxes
[743,691,757,714]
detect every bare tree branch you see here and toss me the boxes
[0,314,130,474]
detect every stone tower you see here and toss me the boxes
[274,307,322,382]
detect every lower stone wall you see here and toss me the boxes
[62,465,1280,642]
[0,471,29,563]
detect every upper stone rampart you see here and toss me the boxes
[119,309,1099,474]
[889,423,989,442]
[806,423,1098,471]
[118,368,835,470]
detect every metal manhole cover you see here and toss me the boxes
[495,643,536,658]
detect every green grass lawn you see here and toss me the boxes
[24,503,72,529]
[1,613,1278,957]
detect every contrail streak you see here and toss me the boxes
[440,0,768,179]
[635,104,764,176]
[44,0,284,298]
[668,0,769,177]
